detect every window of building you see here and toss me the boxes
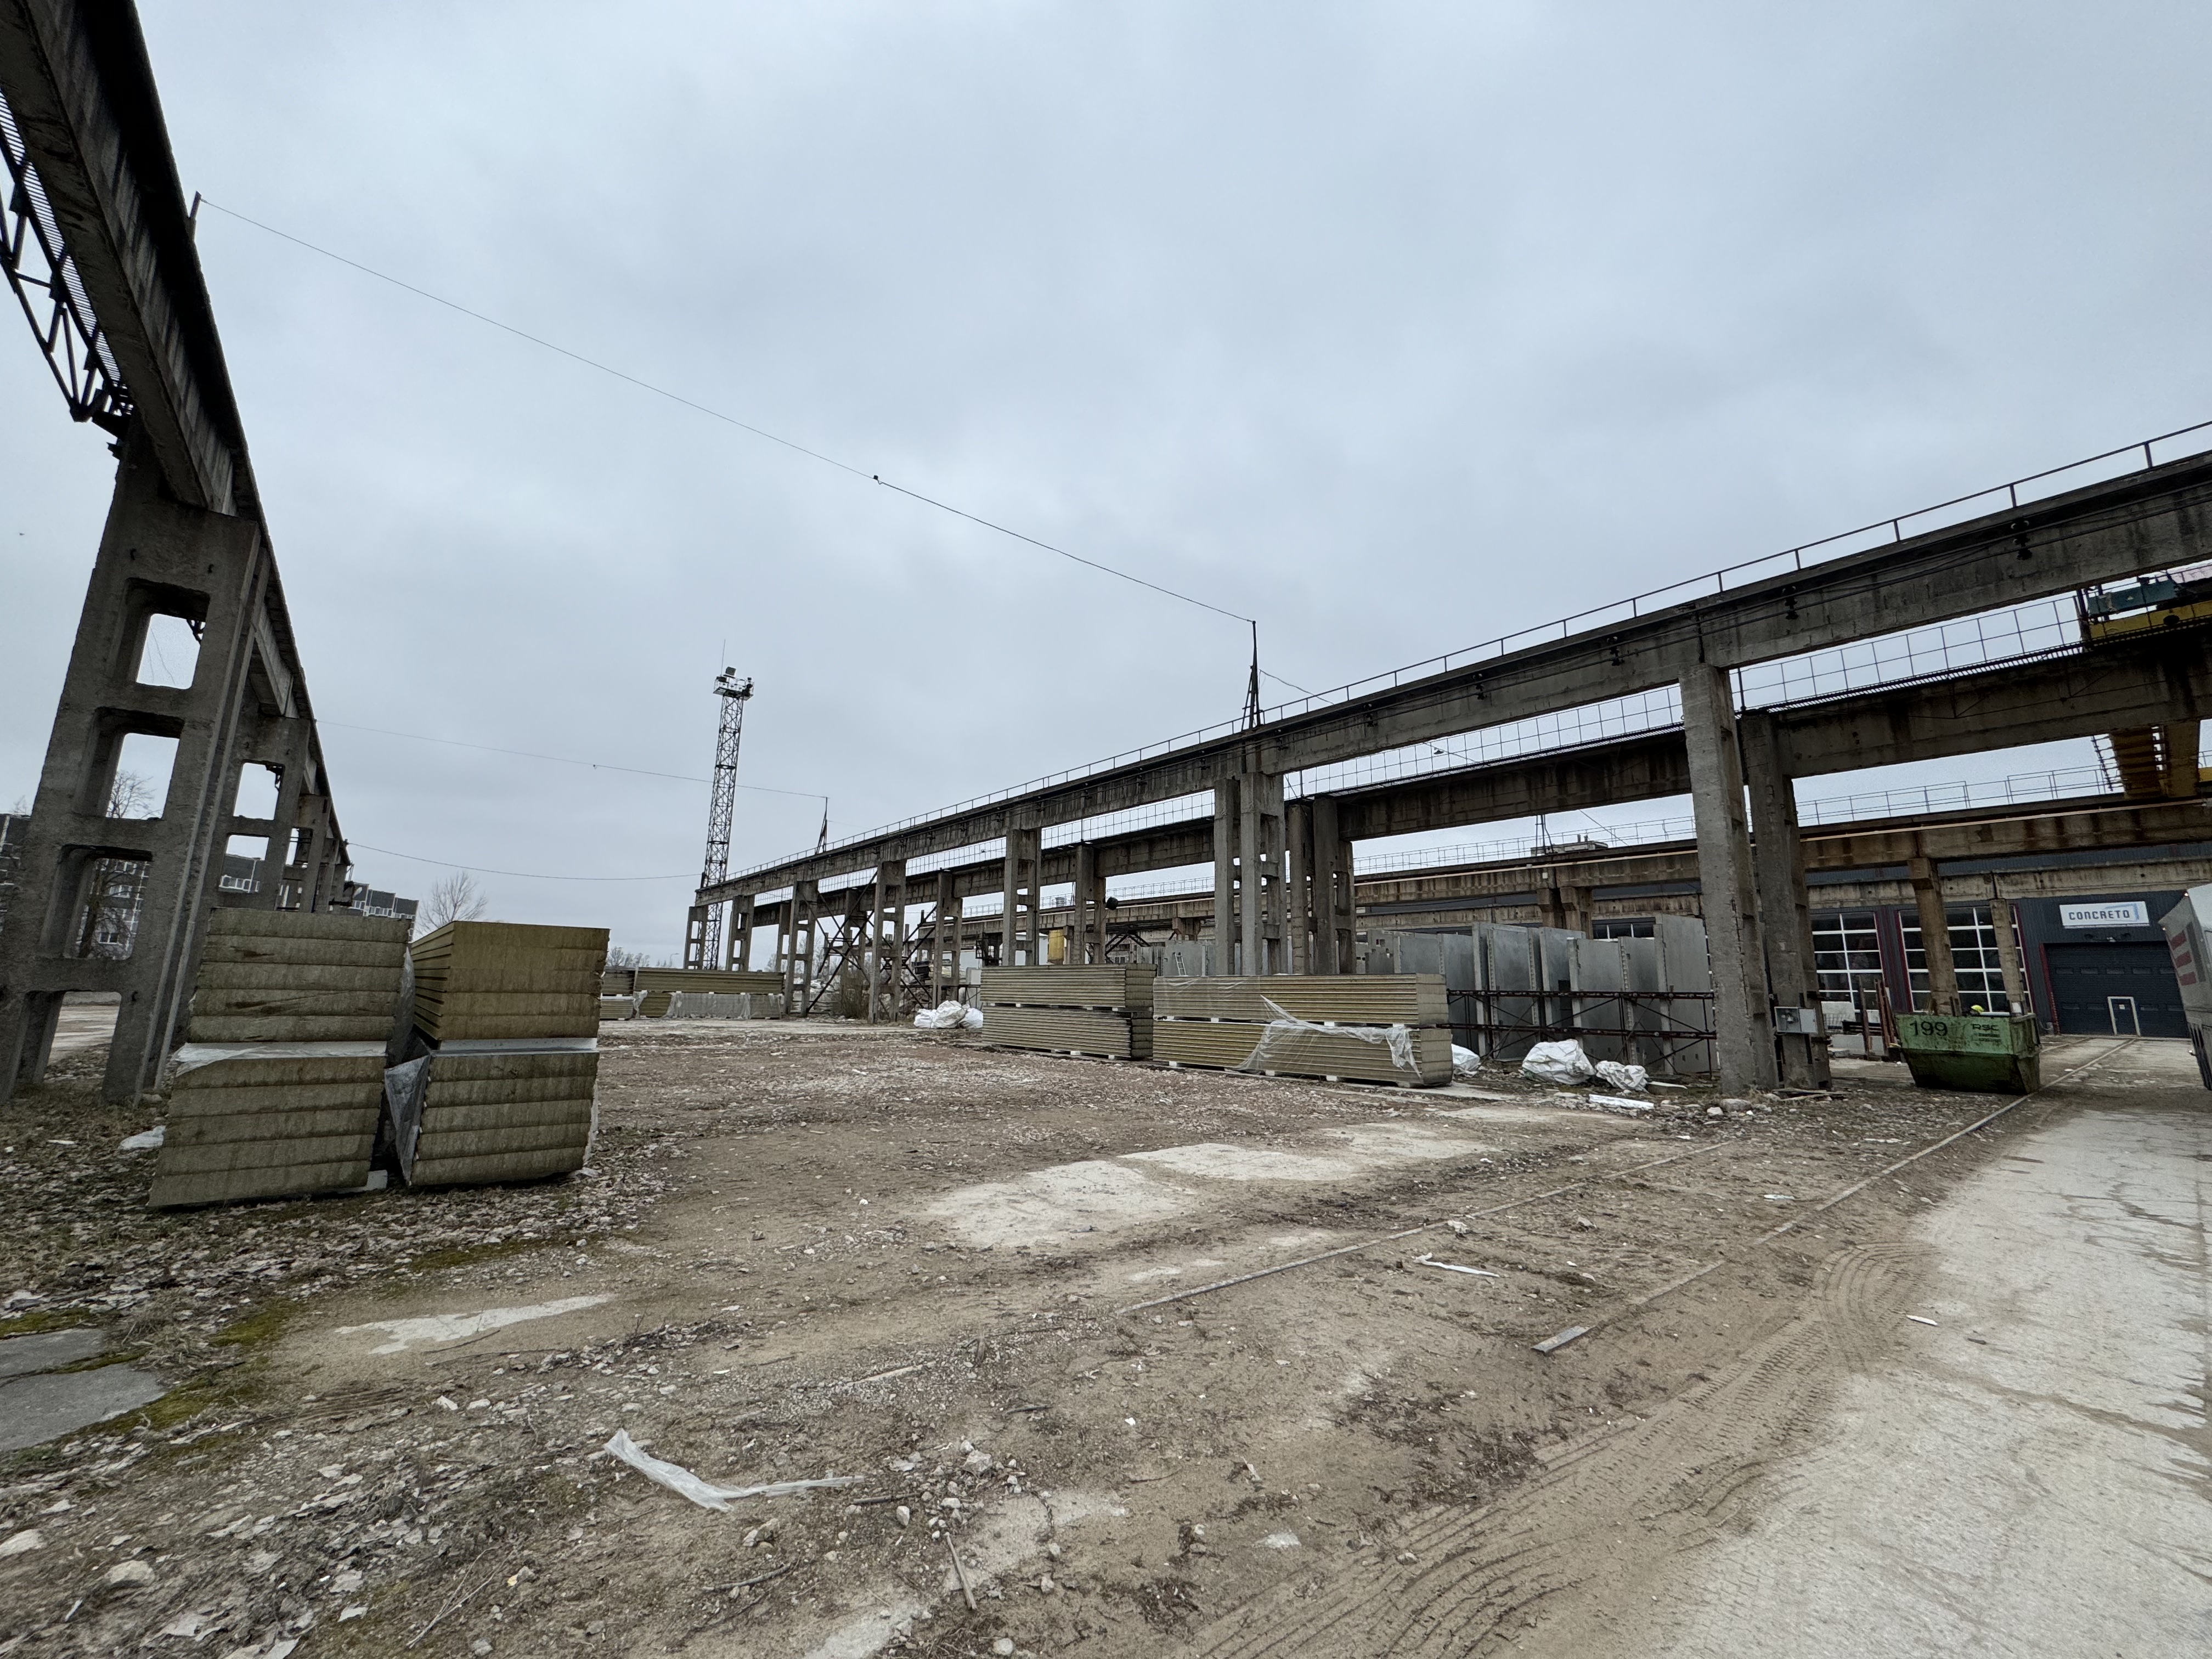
[1813,910,1887,1023]
[1901,906,2017,1013]
[1590,917,1654,939]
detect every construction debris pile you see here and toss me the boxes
[149,910,410,1208]
[1155,973,1455,1086]
[980,964,1155,1058]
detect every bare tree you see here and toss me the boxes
[419,869,490,932]
[605,944,651,969]
[74,771,155,958]
[107,770,154,819]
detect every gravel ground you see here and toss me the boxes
[0,1020,2064,1658]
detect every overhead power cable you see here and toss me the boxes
[346,840,693,882]
[200,199,1259,630]
[318,718,830,801]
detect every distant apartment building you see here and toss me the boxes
[0,827,415,955]
[218,850,417,928]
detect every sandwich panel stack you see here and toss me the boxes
[149,909,409,1208]
[632,967,785,1017]
[397,922,608,1187]
[409,922,603,1040]
[1153,974,1453,1086]
[404,1050,600,1187]
[981,964,1154,1058]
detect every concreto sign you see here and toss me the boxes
[2059,901,2151,929]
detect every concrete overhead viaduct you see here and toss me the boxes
[1,2,352,1102]
[703,450,2212,1093]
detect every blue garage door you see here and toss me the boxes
[2045,942,2187,1037]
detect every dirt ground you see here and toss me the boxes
[0,1018,2145,1657]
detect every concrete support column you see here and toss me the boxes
[1908,848,1959,1014]
[1740,711,1829,1088]
[1316,794,1353,975]
[1211,778,1238,974]
[784,878,817,1014]
[1286,799,1355,974]
[1213,770,1285,975]
[1070,842,1105,966]
[1242,771,1285,974]
[1001,824,1041,967]
[1679,662,1778,1093]
[232,713,312,912]
[1539,877,1593,936]
[0,432,276,1102]
[929,872,961,1002]
[1285,799,1312,973]
[726,895,755,970]
[867,859,906,1022]
[1989,890,2029,1017]
[291,795,346,913]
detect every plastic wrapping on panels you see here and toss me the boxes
[1238,996,1419,1076]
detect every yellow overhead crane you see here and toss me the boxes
[2080,573,2212,798]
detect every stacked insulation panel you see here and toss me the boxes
[392,922,607,1187]
[1154,974,1453,1086]
[600,967,786,1015]
[981,965,1154,1058]
[148,909,409,1208]
[631,967,785,1017]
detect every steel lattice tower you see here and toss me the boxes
[691,669,753,968]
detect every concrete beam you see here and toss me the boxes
[709,454,2212,901]
[0,1,242,510]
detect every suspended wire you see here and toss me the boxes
[346,840,693,882]
[318,718,828,800]
[200,200,1258,629]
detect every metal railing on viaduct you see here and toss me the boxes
[702,432,2212,1095]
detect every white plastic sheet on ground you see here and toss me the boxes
[601,1429,861,1511]
[1593,1059,1649,1093]
[913,1000,980,1031]
[1451,1045,1482,1079]
[119,1127,165,1151]
[1239,997,1418,1076]
[1521,1039,1595,1085]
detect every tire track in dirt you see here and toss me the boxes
[1184,1042,2126,1658]
[1181,1242,1925,1658]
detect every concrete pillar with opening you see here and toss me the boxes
[1679,662,1779,1093]
[1740,710,1830,1088]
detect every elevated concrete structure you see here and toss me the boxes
[0,2,351,1102]
[711,449,2212,1090]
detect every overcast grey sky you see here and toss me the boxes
[5,2,2210,956]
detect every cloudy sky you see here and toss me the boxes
[5,1,2210,957]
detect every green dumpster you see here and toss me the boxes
[1894,1012,2040,1093]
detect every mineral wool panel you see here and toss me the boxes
[1153,974,1448,1026]
[1152,1020,1453,1085]
[149,1051,386,1207]
[403,1051,597,1188]
[981,1005,1152,1058]
[980,964,1155,1011]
